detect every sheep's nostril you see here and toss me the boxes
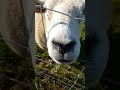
[59,45,66,54]
[66,41,75,50]
[52,40,75,54]
[52,41,59,45]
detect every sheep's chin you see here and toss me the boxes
[52,59,77,65]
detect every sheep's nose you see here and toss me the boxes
[52,41,75,55]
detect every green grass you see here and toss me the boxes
[0,36,35,90]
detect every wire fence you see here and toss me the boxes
[35,58,85,90]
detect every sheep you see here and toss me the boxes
[0,0,34,60]
[35,0,85,65]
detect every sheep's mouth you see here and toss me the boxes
[53,59,75,64]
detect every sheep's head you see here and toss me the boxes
[38,0,85,64]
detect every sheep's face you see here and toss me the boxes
[44,0,84,64]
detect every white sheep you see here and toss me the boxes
[35,0,85,64]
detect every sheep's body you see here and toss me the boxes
[85,0,111,88]
[0,0,34,59]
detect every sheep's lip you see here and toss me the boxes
[54,59,75,64]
